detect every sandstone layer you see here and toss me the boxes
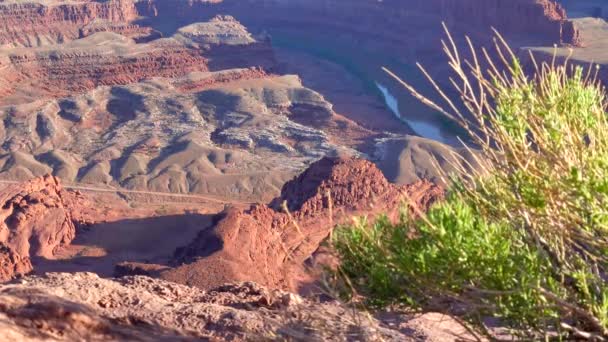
[0,15,275,105]
[0,0,140,47]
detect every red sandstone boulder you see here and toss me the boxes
[0,175,83,282]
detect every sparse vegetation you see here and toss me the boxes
[332,26,608,340]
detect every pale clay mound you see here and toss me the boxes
[0,272,475,341]
[374,135,482,186]
[0,73,361,201]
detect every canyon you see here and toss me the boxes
[0,0,605,340]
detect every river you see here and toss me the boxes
[374,82,449,143]
[269,29,463,146]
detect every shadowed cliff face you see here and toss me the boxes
[137,0,580,46]
[0,0,577,49]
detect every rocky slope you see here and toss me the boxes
[0,13,373,201]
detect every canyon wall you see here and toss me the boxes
[0,44,210,101]
[0,0,140,47]
[138,0,582,47]
[0,0,583,66]
[0,15,276,105]
[0,0,583,52]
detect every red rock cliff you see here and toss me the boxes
[0,0,583,49]
[139,0,582,47]
[0,0,140,47]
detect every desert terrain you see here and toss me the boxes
[0,0,605,340]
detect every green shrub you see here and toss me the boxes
[333,27,608,340]
[334,195,561,330]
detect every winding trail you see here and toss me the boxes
[0,179,255,205]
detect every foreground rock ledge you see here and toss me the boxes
[0,272,413,341]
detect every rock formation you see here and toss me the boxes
[158,157,443,291]
[0,175,84,281]
[0,246,32,283]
